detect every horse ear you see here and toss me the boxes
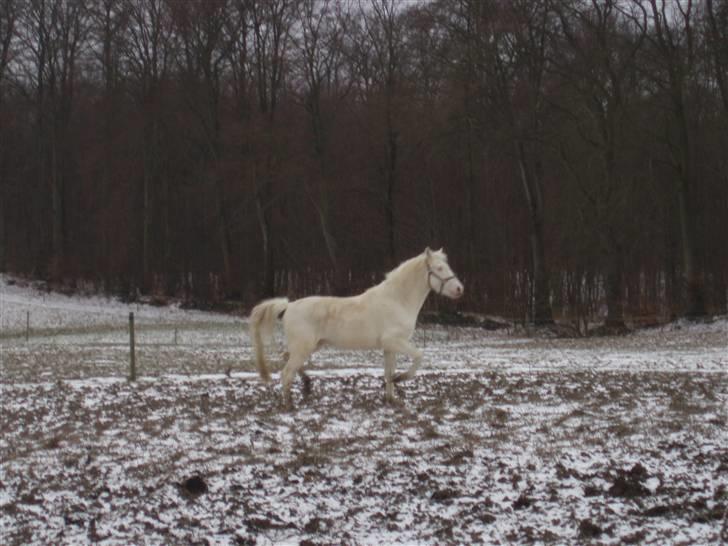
[425,247,432,258]
[438,247,444,254]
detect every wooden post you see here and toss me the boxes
[25,311,30,342]
[174,328,178,345]
[129,312,136,381]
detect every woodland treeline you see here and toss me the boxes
[1,0,727,326]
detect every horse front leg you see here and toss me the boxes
[382,338,423,383]
[383,350,396,403]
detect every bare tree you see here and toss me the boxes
[229,0,251,119]
[357,0,406,266]
[19,0,89,277]
[122,0,174,293]
[553,0,647,328]
[636,0,706,317]
[171,0,237,292]
[293,0,348,291]
[250,0,296,297]
[88,0,128,285]
[0,0,726,320]
[0,0,17,90]
[706,0,728,114]
[460,0,555,324]
[0,0,20,271]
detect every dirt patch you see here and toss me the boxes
[179,476,208,499]
[1,369,726,544]
[608,463,651,498]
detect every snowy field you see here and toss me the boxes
[1,276,727,544]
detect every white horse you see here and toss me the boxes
[249,247,464,405]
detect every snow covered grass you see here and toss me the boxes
[0,275,235,333]
[1,276,727,544]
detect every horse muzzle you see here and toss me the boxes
[451,281,464,299]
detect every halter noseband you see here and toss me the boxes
[427,266,457,295]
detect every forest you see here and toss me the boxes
[1,0,727,326]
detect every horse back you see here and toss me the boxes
[284,293,412,350]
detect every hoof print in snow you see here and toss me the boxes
[303,516,328,534]
[578,519,603,539]
[179,475,207,499]
[582,484,602,497]
[44,436,62,450]
[480,513,497,524]
[246,513,292,531]
[608,475,650,498]
[642,504,673,517]
[627,462,648,480]
[430,488,458,503]
[513,493,533,510]
[608,464,650,498]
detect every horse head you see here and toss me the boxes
[425,247,464,299]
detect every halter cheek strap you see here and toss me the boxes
[427,268,457,295]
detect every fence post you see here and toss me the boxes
[25,311,30,342]
[129,312,136,381]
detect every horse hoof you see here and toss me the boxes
[393,372,408,383]
[301,374,312,397]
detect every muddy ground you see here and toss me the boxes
[2,280,727,544]
[1,366,726,545]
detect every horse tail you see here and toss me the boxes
[249,298,289,382]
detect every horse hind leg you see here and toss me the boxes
[281,349,312,394]
[281,345,314,408]
[297,343,323,398]
[299,368,312,397]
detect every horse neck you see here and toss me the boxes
[382,256,431,314]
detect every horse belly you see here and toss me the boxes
[286,295,405,351]
[324,318,380,350]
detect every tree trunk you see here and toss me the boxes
[674,93,706,318]
[211,171,233,292]
[255,165,275,298]
[50,127,64,277]
[0,147,5,272]
[384,118,397,266]
[605,249,626,328]
[0,94,6,271]
[530,224,552,325]
[314,199,340,290]
[307,88,341,293]
[516,141,553,325]
[677,181,705,317]
[717,271,728,315]
[464,110,479,273]
[141,141,151,294]
[706,0,728,114]
[162,169,174,296]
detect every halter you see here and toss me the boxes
[427,266,458,295]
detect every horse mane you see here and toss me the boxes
[381,249,448,289]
